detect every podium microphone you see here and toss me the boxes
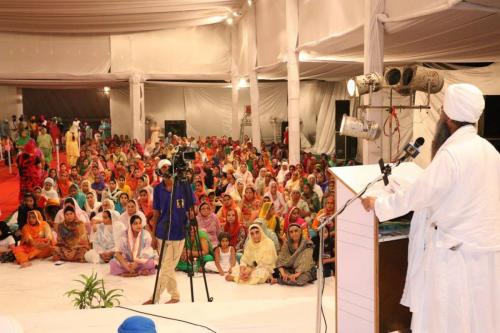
[398,137,425,163]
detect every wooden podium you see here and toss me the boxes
[329,162,423,333]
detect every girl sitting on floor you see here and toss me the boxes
[110,215,155,277]
[205,232,237,276]
[12,210,54,268]
[225,223,277,285]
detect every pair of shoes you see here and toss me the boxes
[165,299,180,304]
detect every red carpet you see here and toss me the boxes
[0,152,67,221]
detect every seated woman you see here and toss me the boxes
[225,224,277,285]
[110,215,155,277]
[205,232,237,276]
[274,223,316,286]
[84,191,101,219]
[12,210,54,268]
[258,202,281,237]
[119,200,147,229]
[196,202,221,246]
[54,197,91,234]
[223,209,246,253]
[239,185,261,227]
[14,192,42,240]
[85,210,124,264]
[53,206,90,263]
[312,225,335,277]
[282,206,308,242]
[0,221,16,262]
[217,194,242,227]
[311,194,335,238]
[177,225,214,273]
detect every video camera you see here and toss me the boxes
[171,147,196,181]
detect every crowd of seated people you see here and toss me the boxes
[1,117,343,286]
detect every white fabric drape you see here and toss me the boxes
[297,1,500,65]
[130,75,146,143]
[362,0,385,164]
[0,33,110,75]
[231,25,240,140]
[111,25,231,76]
[286,0,301,165]
[0,0,243,34]
[247,5,262,149]
[256,0,287,68]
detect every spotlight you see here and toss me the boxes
[103,86,110,93]
[238,78,249,88]
[339,114,380,141]
[226,17,234,25]
[248,0,253,6]
[346,72,383,97]
[384,66,444,95]
[403,66,444,94]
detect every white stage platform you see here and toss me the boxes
[0,260,335,332]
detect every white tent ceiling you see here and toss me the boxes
[0,0,245,34]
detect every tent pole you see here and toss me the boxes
[286,0,301,165]
[361,0,385,164]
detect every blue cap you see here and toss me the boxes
[118,316,157,333]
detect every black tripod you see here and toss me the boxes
[151,171,213,304]
[185,215,214,303]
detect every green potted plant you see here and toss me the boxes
[65,272,123,309]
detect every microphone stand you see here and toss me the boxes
[314,157,406,333]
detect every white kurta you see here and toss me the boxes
[375,125,500,333]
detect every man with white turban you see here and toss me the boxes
[362,83,500,333]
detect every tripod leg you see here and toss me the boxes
[192,222,214,302]
[151,238,168,304]
[186,236,195,302]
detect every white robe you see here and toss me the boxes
[375,125,500,333]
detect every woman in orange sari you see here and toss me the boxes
[240,185,261,227]
[13,210,54,268]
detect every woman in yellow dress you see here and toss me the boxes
[65,125,80,166]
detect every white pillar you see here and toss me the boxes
[231,25,240,140]
[129,74,146,144]
[362,0,385,164]
[286,0,301,165]
[248,4,261,150]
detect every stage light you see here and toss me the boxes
[339,114,380,141]
[402,66,444,93]
[226,17,234,25]
[248,0,253,6]
[103,86,110,93]
[346,72,383,97]
[238,78,249,88]
[384,66,444,95]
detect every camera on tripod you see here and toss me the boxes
[172,147,196,174]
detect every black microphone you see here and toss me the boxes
[398,137,425,163]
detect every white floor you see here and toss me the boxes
[0,260,335,333]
